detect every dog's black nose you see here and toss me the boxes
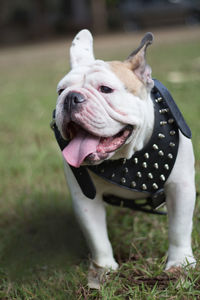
[64,92,85,111]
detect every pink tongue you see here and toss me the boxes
[62,129,100,167]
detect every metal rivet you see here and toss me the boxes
[133,157,138,164]
[160,121,167,126]
[123,167,128,174]
[158,133,165,139]
[153,144,158,150]
[170,130,176,136]
[154,163,159,169]
[160,174,166,181]
[144,153,149,159]
[158,150,164,156]
[148,173,153,179]
[121,177,126,184]
[142,184,147,190]
[168,153,173,159]
[152,183,158,190]
[131,181,136,188]
[111,173,115,178]
[142,162,147,168]
[164,164,169,170]
[137,172,142,178]
[169,142,175,147]
[168,118,174,124]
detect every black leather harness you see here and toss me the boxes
[50,79,191,214]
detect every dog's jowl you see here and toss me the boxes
[53,29,196,287]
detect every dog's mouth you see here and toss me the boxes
[62,122,133,167]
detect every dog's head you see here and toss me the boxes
[56,30,154,167]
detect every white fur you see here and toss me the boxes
[56,30,196,272]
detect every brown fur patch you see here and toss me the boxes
[109,61,146,98]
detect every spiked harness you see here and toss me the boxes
[51,79,191,214]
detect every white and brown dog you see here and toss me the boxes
[54,30,196,286]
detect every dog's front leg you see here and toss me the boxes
[64,162,118,270]
[165,136,196,270]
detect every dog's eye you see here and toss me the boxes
[58,89,65,95]
[99,85,113,94]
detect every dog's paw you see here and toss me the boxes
[87,260,118,289]
[165,254,196,270]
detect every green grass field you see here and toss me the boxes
[0,27,200,299]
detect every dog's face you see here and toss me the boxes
[56,30,154,167]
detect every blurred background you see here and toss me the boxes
[1,0,200,45]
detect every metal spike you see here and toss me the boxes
[111,173,115,178]
[144,153,149,159]
[121,177,126,184]
[158,150,164,156]
[154,163,159,169]
[168,118,174,124]
[159,108,169,114]
[148,173,153,179]
[142,184,147,190]
[157,97,162,102]
[164,164,169,170]
[170,130,176,136]
[142,162,147,168]
[131,181,136,188]
[124,167,128,174]
[158,133,165,139]
[168,153,173,159]
[122,158,127,164]
[160,121,167,126]
[153,144,158,150]
[137,172,142,178]
[152,183,158,190]
[169,142,175,147]
[160,174,166,181]
[133,157,138,164]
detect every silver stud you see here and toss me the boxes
[152,183,158,190]
[142,162,147,168]
[164,164,169,170]
[158,150,164,156]
[153,144,158,150]
[133,157,138,164]
[169,142,175,147]
[131,181,136,188]
[160,174,166,181]
[168,153,173,159]
[124,167,128,174]
[144,153,149,159]
[160,121,167,126]
[159,108,169,114]
[121,177,126,184]
[148,173,153,179]
[154,163,159,169]
[142,184,147,190]
[122,158,127,164]
[111,173,115,178]
[158,133,165,139]
[137,172,142,178]
[170,130,176,136]
[168,118,174,124]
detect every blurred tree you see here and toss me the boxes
[91,0,108,33]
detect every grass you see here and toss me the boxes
[0,27,200,299]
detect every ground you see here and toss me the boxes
[0,25,200,299]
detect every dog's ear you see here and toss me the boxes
[70,29,95,69]
[125,33,154,89]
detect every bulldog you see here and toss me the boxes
[54,29,196,286]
